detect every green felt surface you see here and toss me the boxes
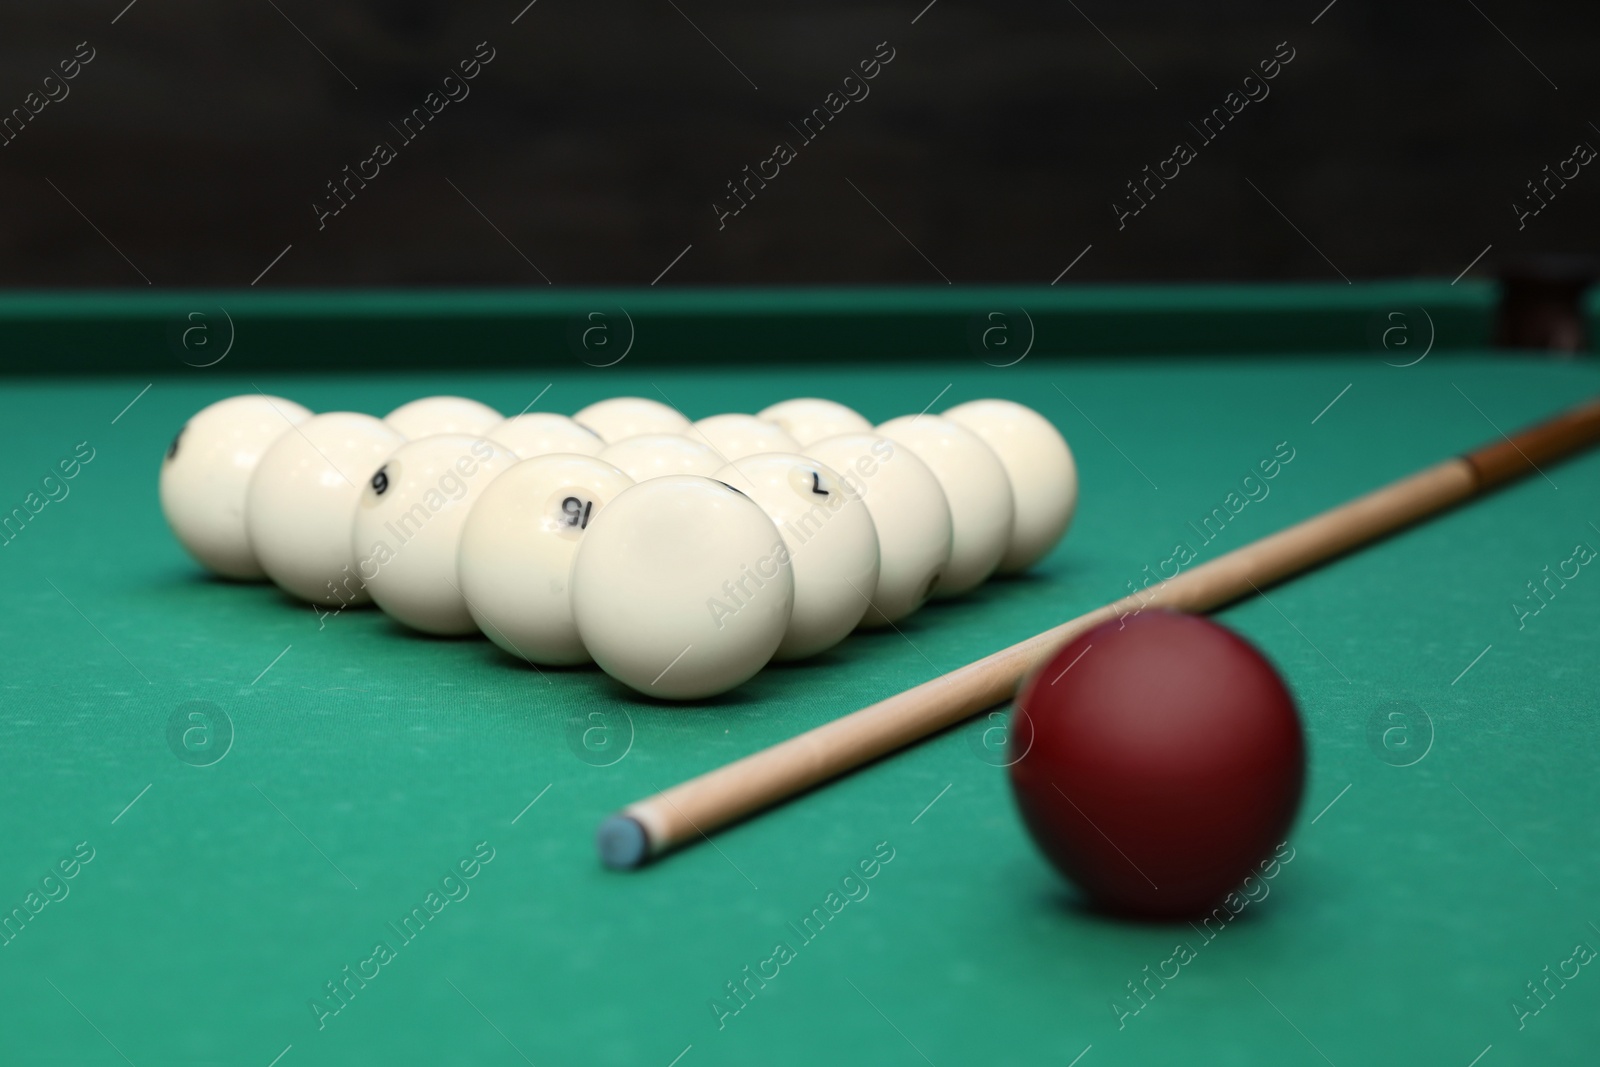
[1,350,1598,1066]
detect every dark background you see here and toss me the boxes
[1,0,1594,288]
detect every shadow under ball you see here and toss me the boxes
[1008,611,1305,919]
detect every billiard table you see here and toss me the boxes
[2,282,1597,1066]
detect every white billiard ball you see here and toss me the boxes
[944,399,1077,573]
[803,433,952,626]
[457,454,634,665]
[351,434,519,634]
[688,414,801,462]
[598,434,724,482]
[758,398,872,446]
[715,453,879,660]
[383,396,503,439]
[572,396,690,443]
[160,394,312,579]
[572,476,793,699]
[246,412,405,604]
[876,415,1014,595]
[489,413,605,458]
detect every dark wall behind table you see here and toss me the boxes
[0,1,1594,289]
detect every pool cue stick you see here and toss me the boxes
[598,395,1600,870]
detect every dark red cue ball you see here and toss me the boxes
[1008,610,1305,919]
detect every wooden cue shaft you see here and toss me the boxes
[597,395,1600,870]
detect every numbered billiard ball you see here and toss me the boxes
[160,394,312,579]
[383,396,504,439]
[246,412,404,604]
[1009,610,1305,918]
[758,398,873,446]
[689,414,801,462]
[572,476,794,700]
[802,433,952,626]
[351,434,518,634]
[572,396,690,443]
[457,454,634,664]
[598,434,724,482]
[943,398,1078,574]
[714,453,879,660]
[488,413,605,459]
[876,414,1014,595]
